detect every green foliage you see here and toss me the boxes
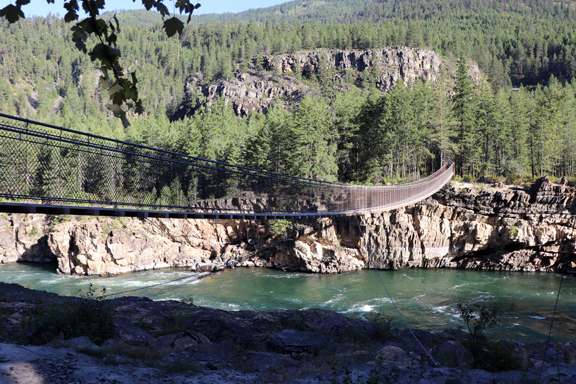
[270,219,292,238]
[179,295,194,306]
[285,95,338,181]
[506,174,523,185]
[483,175,504,184]
[49,215,72,232]
[1,0,200,127]
[29,284,114,346]
[366,311,392,341]
[4,1,576,185]
[456,302,519,372]
[509,225,518,236]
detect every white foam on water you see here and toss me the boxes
[432,305,449,313]
[341,304,376,314]
[529,316,546,320]
[432,305,462,321]
[164,278,199,286]
[323,294,344,305]
[101,280,164,288]
[222,302,242,310]
[449,283,470,290]
[157,297,183,302]
[267,273,303,279]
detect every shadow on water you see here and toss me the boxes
[0,262,574,343]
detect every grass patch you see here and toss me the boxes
[27,284,114,345]
[483,175,505,184]
[79,343,202,373]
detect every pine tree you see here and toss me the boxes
[453,57,477,176]
[286,95,337,181]
[428,78,457,171]
[509,86,531,176]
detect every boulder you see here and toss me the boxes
[154,331,210,352]
[272,329,328,353]
[376,345,411,366]
[113,319,156,347]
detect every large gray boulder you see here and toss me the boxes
[272,329,328,353]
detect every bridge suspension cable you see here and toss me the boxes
[0,113,453,219]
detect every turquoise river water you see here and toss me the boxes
[0,262,574,343]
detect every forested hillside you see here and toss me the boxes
[1,0,576,185]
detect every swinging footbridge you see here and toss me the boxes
[0,113,453,220]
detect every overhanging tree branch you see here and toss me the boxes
[0,0,200,127]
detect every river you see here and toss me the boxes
[0,262,574,343]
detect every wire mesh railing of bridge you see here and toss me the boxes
[0,113,453,217]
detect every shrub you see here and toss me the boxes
[484,175,504,184]
[456,303,519,372]
[30,284,114,345]
[179,295,194,306]
[366,310,392,341]
[506,173,523,185]
[270,219,292,238]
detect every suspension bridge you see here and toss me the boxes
[0,113,454,220]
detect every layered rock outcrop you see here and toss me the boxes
[352,177,576,272]
[1,177,575,275]
[188,71,310,116]
[186,48,482,116]
[262,48,448,92]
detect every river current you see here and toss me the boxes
[0,262,574,343]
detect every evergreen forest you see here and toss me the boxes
[2,0,576,187]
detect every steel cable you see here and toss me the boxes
[355,214,441,367]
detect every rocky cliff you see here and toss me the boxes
[186,48,482,116]
[1,176,575,275]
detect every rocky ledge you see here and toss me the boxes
[0,282,575,383]
[1,176,575,276]
[186,47,482,116]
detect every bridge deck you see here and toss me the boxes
[0,113,454,219]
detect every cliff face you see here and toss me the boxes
[262,48,447,92]
[186,48,482,116]
[1,177,574,276]
[350,177,576,272]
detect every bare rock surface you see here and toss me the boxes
[1,177,576,275]
[186,48,482,116]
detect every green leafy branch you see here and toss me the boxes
[0,0,200,127]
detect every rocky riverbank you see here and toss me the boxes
[0,282,575,383]
[1,176,575,276]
